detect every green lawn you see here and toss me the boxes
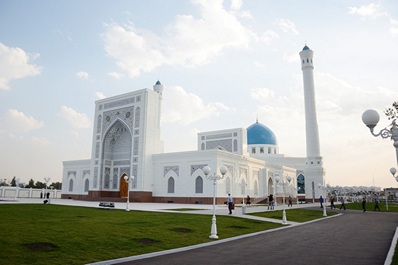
[0,204,282,265]
[249,208,338,222]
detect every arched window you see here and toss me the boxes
[297,174,305,194]
[233,140,237,152]
[195,176,203,193]
[104,172,110,189]
[168,177,175,193]
[225,177,231,194]
[84,179,89,192]
[69,179,74,192]
[241,179,246,194]
[201,142,205,150]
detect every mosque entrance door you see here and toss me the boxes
[119,173,128,198]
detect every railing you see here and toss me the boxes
[0,187,61,199]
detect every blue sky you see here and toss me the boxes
[1,0,397,188]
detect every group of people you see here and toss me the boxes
[319,195,382,212]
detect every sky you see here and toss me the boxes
[0,0,397,188]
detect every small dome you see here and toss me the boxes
[155,80,162,85]
[303,45,310,50]
[247,121,277,145]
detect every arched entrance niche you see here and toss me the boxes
[297,174,305,194]
[268,178,273,196]
[119,173,128,198]
[102,119,132,191]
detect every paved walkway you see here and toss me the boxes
[1,199,398,265]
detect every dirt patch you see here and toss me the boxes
[228,225,248,229]
[24,242,58,252]
[172,227,193,233]
[135,238,160,245]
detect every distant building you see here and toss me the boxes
[61,46,325,203]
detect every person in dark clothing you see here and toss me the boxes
[319,196,324,208]
[374,198,381,211]
[227,194,233,214]
[339,197,346,210]
[362,197,367,212]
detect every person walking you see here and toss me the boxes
[319,196,324,208]
[374,197,381,211]
[339,197,346,210]
[330,196,336,209]
[362,197,367,212]
[268,194,274,210]
[227,193,233,214]
[288,196,293,207]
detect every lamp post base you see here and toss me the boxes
[282,209,288,225]
[209,215,218,239]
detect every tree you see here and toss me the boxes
[384,101,398,120]
[34,181,46,189]
[25,179,35,188]
[10,176,17,187]
[50,182,62,190]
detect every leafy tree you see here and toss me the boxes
[34,181,46,189]
[0,179,8,186]
[384,101,398,120]
[50,182,62,190]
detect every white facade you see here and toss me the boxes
[61,46,325,203]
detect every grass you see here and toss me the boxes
[0,204,283,265]
[343,201,398,212]
[249,208,338,222]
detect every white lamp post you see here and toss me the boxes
[318,183,327,217]
[362,109,398,165]
[123,175,135,211]
[275,175,292,225]
[14,178,20,200]
[44,177,50,204]
[203,165,228,239]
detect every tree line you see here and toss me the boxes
[0,176,62,190]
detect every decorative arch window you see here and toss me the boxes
[195,176,203,193]
[104,172,110,189]
[84,179,89,192]
[297,174,305,194]
[168,177,175,193]
[225,177,231,194]
[69,179,74,192]
[233,140,238,152]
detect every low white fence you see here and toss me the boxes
[0,187,61,199]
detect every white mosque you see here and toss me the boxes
[61,45,325,204]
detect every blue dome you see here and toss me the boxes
[155,80,162,85]
[247,122,277,145]
[303,45,310,50]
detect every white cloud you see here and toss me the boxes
[348,3,386,19]
[0,43,41,90]
[32,136,50,146]
[162,85,232,125]
[0,109,44,133]
[95,92,106,99]
[108,71,123,79]
[59,106,90,129]
[276,18,299,35]
[260,30,279,44]
[390,18,398,36]
[283,52,299,63]
[76,71,89,80]
[102,0,255,77]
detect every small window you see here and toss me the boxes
[260,147,264,153]
[252,147,256,154]
[195,176,203,193]
[307,59,309,63]
[268,147,271,154]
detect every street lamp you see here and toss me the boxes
[14,178,20,200]
[44,177,50,204]
[362,109,398,165]
[203,165,228,239]
[318,183,327,217]
[123,175,135,211]
[275,175,292,225]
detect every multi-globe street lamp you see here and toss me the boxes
[362,109,398,165]
[275,175,292,225]
[124,175,135,211]
[203,165,228,239]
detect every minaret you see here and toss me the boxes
[300,45,322,166]
[299,45,324,201]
